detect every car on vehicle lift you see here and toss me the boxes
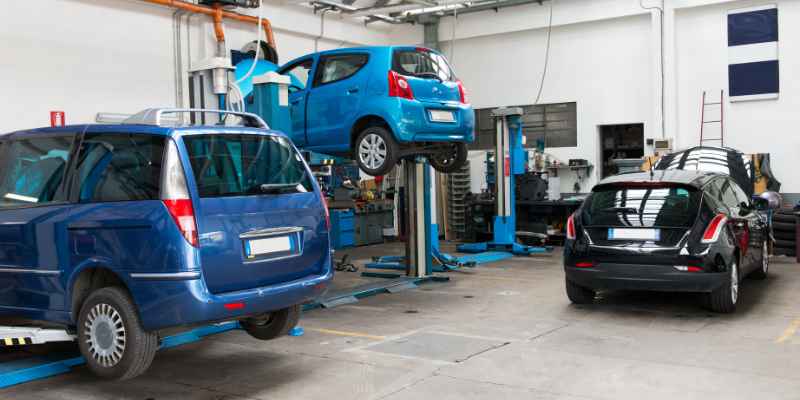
[563,169,779,313]
[0,111,332,379]
[277,46,475,176]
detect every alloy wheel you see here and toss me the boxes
[84,303,127,368]
[358,133,387,171]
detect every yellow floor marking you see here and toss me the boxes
[3,338,12,346]
[776,319,800,344]
[306,328,386,341]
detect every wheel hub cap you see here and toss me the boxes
[85,303,126,367]
[358,134,387,171]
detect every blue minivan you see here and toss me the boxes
[0,110,332,379]
[278,46,475,176]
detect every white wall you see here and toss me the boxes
[674,0,800,192]
[440,0,800,194]
[441,9,654,194]
[0,0,421,133]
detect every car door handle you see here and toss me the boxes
[347,87,359,94]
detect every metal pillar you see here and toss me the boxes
[405,158,432,277]
[457,107,549,256]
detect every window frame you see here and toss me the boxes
[0,131,81,210]
[69,132,166,204]
[278,57,315,92]
[312,53,370,88]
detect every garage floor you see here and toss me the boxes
[3,242,800,399]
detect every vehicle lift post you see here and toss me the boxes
[457,107,549,256]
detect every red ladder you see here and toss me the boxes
[700,90,724,147]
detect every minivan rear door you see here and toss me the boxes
[581,183,703,264]
[392,48,462,108]
[182,132,328,294]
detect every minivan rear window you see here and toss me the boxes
[184,134,312,198]
[392,49,454,81]
[582,184,701,228]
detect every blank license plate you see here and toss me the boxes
[608,228,660,241]
[429,110,455,122]
[246,236,292,258]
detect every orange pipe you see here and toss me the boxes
[142,0,276,50]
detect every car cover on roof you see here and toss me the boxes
[655,146,754,196]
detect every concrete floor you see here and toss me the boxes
[3,241,800,399]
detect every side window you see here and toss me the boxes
[314,54,369,86]
[729,180,750,205]
[0,134,74,207]
[74,133,165,202]
[720,180,740,208]
[704,179,724,210]
[281,59,313,92]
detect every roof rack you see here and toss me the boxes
[117,108,269,129]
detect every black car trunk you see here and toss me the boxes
[579,182,702,264]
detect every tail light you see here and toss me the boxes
[161,139,198,247]
[701,214,728,244]
[388,71,414,100]
[575,262,594,268]
[566,213,576,240]
[321,194,331,231]
[456,79,469,104]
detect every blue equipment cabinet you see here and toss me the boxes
[330,209,355,249]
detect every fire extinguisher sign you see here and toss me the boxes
[50,111,65,127]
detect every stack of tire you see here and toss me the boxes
[772,208,798,258]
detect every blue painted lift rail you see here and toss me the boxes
[0,321,240,389]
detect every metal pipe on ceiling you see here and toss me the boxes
[139,0,277,50]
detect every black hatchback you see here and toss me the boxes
[564,169,775,313]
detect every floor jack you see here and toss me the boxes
[457,107,550,256]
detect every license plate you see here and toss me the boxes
[245,236,292,258]
[429,110,455,122]
[608,228,660,241]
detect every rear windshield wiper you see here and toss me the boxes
[414,72,443,82]
[600,207,640,213]
[253,182,303,194]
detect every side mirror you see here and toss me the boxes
[752,191,782,211]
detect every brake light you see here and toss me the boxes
[566,213,576,240]
[163,199,198,247]
[701,214,728,244]
[575,262,594,268]
[224,302,245,310]
[456,79,469,104]
[321,195,331,231]
[388,71,414,100]
[674,265,703,272]
[161,139,198,247]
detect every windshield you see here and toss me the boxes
[392,49,454,81]
[183,134,313,198]
[582,184,702,228]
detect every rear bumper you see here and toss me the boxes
[394,100,475,143]
[565,263,728,293]
[129,260,333,332]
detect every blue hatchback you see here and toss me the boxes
[0,110,332,379]
[278,46,475,176]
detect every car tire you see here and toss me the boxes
[706,258,739,313]
[773,231,796,241]
[772,221,795,232]
[772,214,796,224]
[241,304,301,341]
[774,239,796,249]
[429,142,468,174]
[76,287,158,380]
[354,126,399,176]
[565,278,595,304]
[749,241,769,280]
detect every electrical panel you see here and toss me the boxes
[653,138,673,155]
